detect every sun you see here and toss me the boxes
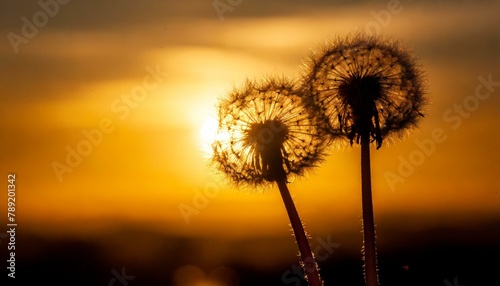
[199,115,219,157]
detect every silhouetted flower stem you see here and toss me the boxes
[360,131,378,286]
[276,178,322,286]
[211,77,327,286]
[302,33,427,286]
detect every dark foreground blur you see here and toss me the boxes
[3,219,500,286]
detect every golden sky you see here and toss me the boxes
[1,0,499,250]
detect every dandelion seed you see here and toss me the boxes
[212,77,325,187]
[302,33,428,286]
[302,33,427,149]
[211,76,326,286]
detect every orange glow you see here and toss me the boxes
[2,2,500,286]
[1,0,499,245]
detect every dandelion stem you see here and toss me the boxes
[360,132,379,286]
[276,178,323,286]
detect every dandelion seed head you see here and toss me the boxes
[302,33,427,149]
[211,77,326,187]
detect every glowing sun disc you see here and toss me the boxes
[199,116,219,157]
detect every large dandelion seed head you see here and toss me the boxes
[211,77,326,187]
[302,33,427,149]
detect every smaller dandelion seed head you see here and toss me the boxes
[211,76,326,188]
[301,33,428,149]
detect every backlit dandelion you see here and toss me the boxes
[212,77,325,186]
[302,33,427,286]
[212,76,326,286]
[303,33,426,149]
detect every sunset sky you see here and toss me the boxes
[1,0,499,285]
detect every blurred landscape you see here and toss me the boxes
[1,0,499,285]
